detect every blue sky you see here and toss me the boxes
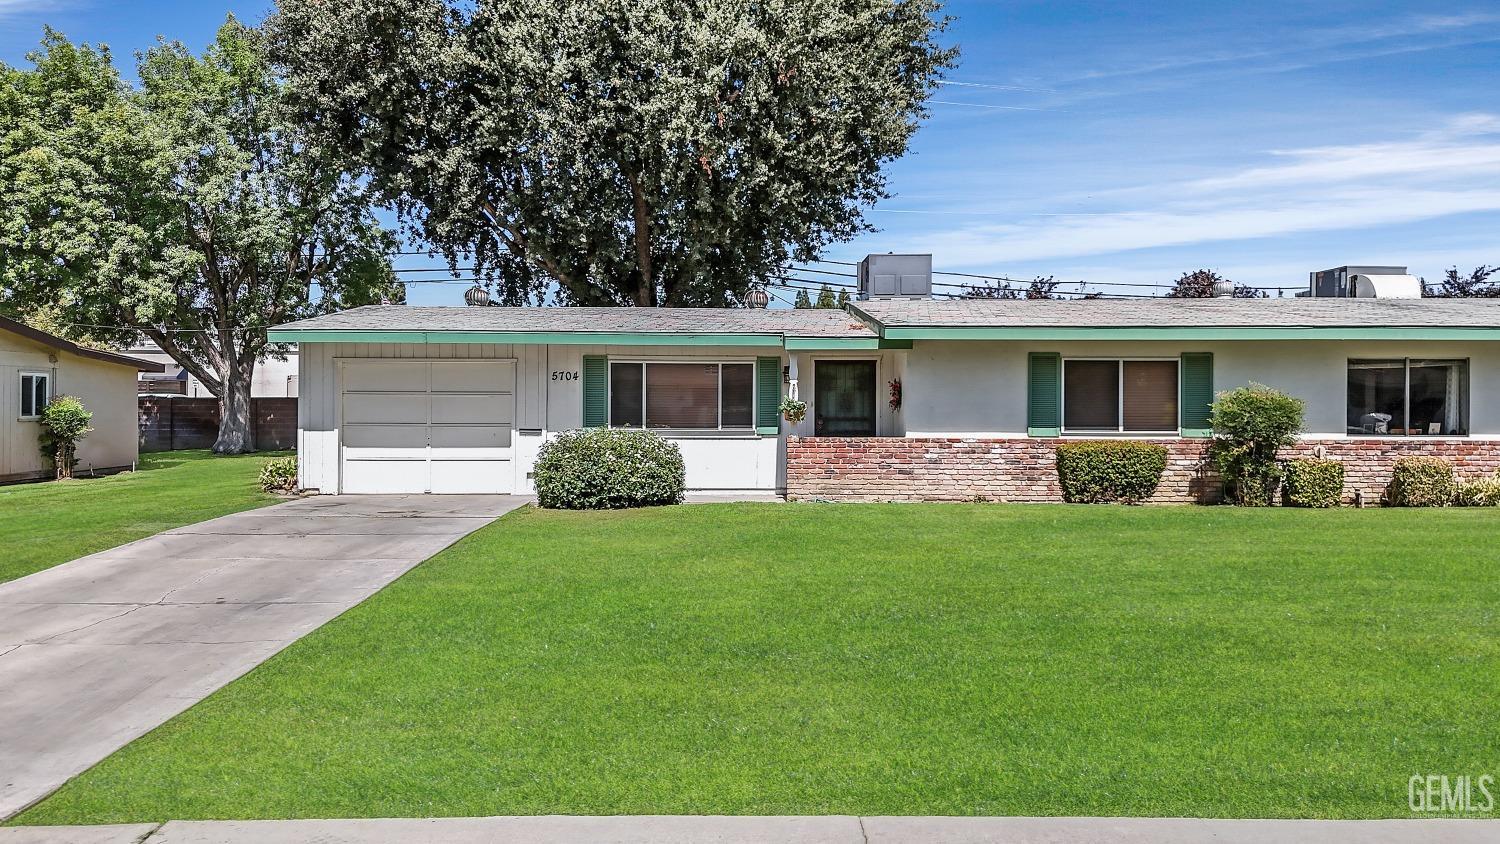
[5,0,1500,304]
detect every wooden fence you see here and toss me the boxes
[138,397,297,453]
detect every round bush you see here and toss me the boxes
[1055,440,1168,504]
[1282,458,1343,508]
[534,428,685,510]
[1388,456,1456,507]
[259,456,299,494]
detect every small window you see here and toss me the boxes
[609,362,754,431]
[1063,359,1178,434]
[19,372,50,419]
[1348,359,1467,436]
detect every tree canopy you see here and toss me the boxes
[268,0,957,307]
[0,19,400,452]
[1423,265,1500,298]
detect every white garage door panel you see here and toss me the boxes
[430,461,507,494]
[340,360,516,494]
[343,361,428,391]
[431,394,514,424]
[431,365,512,392]
[430,426,512,450]
[343,423,426,451]
[343,394,428,424]
[342,459,429,494]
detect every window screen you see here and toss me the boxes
[646,363,719,429]
[1122,361,1178,432]
[1064,359,1179,433]
[1063,360,1118,430]
[609,363,644,428]
[720,364,754,428]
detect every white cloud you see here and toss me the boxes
[898,115,1500,266]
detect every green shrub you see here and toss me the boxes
[1208,384,1305,506]
[1055,440,1168,503]
[1388,456,1456,507]
[1454,476,1500,507]
[1282,459,1343,508]
[38,396,93,480]
[535,428,685,510]
[259,457,299,494]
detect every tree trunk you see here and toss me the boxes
[212,376,256,454]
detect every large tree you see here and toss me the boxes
[268,0,956,307]
[0,20,401,452]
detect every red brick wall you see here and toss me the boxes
[785,436,1500,504]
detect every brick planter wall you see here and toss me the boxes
[785,436,1500,504]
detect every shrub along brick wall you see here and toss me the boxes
[786,436,1500,505]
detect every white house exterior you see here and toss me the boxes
[0,316,164,483]
[129,341,299,398]
[271,297,1500,502]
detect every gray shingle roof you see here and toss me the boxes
[854,297,1500,328]
[274,305,877,338]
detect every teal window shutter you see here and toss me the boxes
[756,356,781,435]
[1180,352,1214,437]
[1027,352,1061,436]
[582,355,607,428]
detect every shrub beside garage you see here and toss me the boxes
[535,428,686,510]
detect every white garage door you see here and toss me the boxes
[340,360,515,494]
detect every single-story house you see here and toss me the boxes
[268,285,1500,504]
[0,315,164,483]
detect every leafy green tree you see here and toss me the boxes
[793,289,814,309]
[815,284,839,309]
[0,20,401,452]
[268,0,956,307]
[836,289,851,309]
[38,396,92,480]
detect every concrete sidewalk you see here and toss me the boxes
[2,816,1496,843]
[0,495,525,820]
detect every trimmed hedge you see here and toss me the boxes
[535,428,685,510]
[1454,476,1500,507]
[1055,440,1168,504]
[1388,456,1456,507]
[1282,459,1343,508]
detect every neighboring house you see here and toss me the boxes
[129,341,299,398]
[268,258,1500,503]
[0,316,164,483]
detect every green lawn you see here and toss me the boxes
[0,450,287,584]
[15,503,1500,823]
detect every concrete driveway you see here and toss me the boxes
[0,494,525,820]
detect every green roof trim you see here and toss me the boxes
[267,329,786,346]
[879,326,1500,341]
[783,337,882,350]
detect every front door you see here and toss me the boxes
[814,360,877,436]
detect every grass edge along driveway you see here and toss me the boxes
[14,502,1500,823]
[0,450,288,584]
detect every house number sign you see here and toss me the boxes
[551,370,579,381]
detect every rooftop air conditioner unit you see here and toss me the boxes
[858,253,932,299]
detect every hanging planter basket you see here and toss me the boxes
[779,397,807,424]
